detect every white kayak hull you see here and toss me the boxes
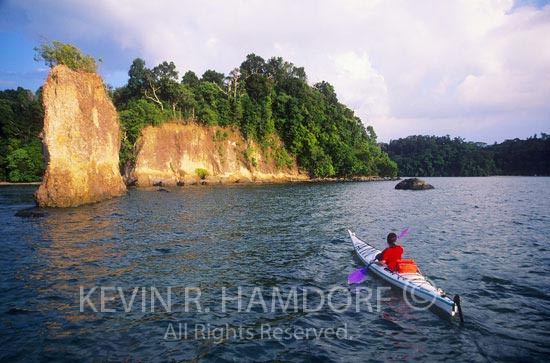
[349,230,458,317]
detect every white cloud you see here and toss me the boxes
[457,4,550,113]
[329,51,389,119]
[6,0,550,143]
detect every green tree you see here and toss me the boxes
[127,58,148,95]
[201,70,225,86]
[141,61,179,110]
[5,138,44,182]
[182,70,200,88]
[34,40,99,73]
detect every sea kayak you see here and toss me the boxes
[348,230,462,320]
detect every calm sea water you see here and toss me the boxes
[1,177,549,362]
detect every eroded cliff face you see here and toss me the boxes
[128,122,307,186]
[35,65,126,207]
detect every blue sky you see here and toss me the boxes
[1,0,549,143]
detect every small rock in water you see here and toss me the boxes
[15,207,47,218]
[395,178,434,190]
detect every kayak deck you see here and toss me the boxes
[348,230,458,317]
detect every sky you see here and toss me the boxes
[0,0,549,144]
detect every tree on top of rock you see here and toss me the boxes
[34,40,100,73]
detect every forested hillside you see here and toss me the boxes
[112,54,397,178]
[0,87,44,181]
[382,135,550,177]
[1,43,398,182]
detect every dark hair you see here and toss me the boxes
[387,233,397,245]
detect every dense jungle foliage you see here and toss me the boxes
[0,87,44,181]
[382,134,550,177]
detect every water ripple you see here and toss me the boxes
[1,178,550,362]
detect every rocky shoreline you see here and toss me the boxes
[29,66,398,207]
[3,176,399,188]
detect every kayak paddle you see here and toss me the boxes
[347,227,409,284]
[397,227,409,240]
[347,262,373,284]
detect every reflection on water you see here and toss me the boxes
[1,179,550,362]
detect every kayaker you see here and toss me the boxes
[374,232,404,271]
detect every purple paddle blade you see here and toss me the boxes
[397,227,409,240]
[348,267,367,284]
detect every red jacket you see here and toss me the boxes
[380,245,404,271]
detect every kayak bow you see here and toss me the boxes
[348,230,462,320]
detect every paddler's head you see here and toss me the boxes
[387,233,397,246]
